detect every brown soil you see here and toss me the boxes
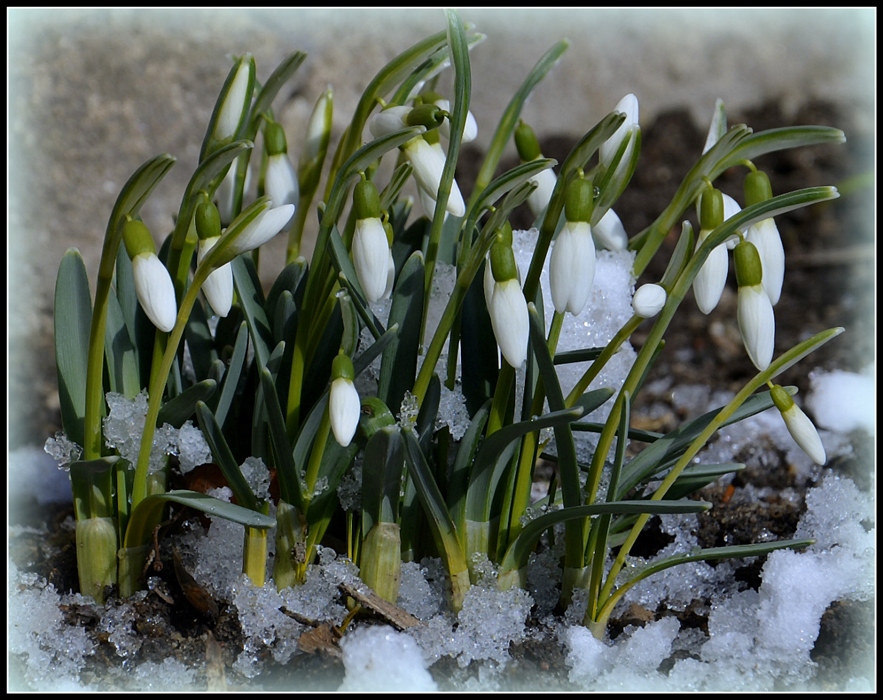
[8,99,875,691]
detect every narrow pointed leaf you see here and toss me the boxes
[195,400,257,511]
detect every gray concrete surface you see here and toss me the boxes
[6,8,875,448]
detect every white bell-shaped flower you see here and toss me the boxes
[600,93,639,169]
[352,216,391,303]
[746,217,785,305]
[632,283,667,318]
[735,240,775,371]
[196,237,233,317]
[593,208,629,251]
[403,138,466,217]
[432,98,479,143]
[550,221,596,315]
[487,277,529,368]
[132,252,177,333]
[527,168,557,219]
[329,354,360,448]
[693,230,728,315]
[368,106,411,139]
[228,203,296,256]
[771,385,826,465]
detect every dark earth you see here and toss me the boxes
[8,99,875,691]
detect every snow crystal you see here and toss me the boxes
[102,391,175,472]
[240,456,271,500]
[807,365,875,435]
[397,559,446,620]
[339,625,438,692]
[42,431,82,469]
[132,658,198,691]
[175,420,213,473]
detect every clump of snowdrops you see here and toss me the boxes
[47,10,844,637]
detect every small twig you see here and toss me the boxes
[337,581,421,630]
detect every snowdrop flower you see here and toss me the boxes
[593,208,629,251]
[744,170,785,305]
[692,187,728,315]
[123,219,177,333]
[329,353,361,448]
[735,240,775,371]
[351,180,392,302]
[485,223,529,368]
[202,54,255,161]
[368,105,412,139]
[402,136,466,217]
[195,201,233,318]
[515,120,557,219]
[770,384,827,465]
[549,177,596,316]
[632,283,667,318]
[263,121,298,232]
[227,200,296,256]
[299,87,333,194]
[215,159,253,226]
[600,93,639,170]
[432,97,478,143]
[721,193,744,250]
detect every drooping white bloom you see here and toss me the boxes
[228,203,296,256]
[737,283,775,371]
[692,228,728,315]
[196,237,233,317]
[264,154,299,231]
[746,217,785,305]
[352,216,391,303]
[329,377,361,447]
[526,168,557,219]
[593,208,629,251]
[771,385,826,465]
[486,277,529,368]
[600,93,639,169]
[432,98,479,143]
[632,283,667,318]
[368,106,412,139]
[403,138,466,217]
[132,252,177,333]
[549,221,596,315]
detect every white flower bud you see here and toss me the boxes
[403,138,466,217]
[368,106,411,139]
[737,283,775,371]
[746,217,785,305]
[526,168,557,219]
[600,93,639,169]
[264,154,299,231]
[228,203,296,256]
[197,237,234,317]
[215,57,254,143]
[593,208,629,251]
[692,229,728,315]
[549,221,595,315]
[433,98,479,143]
[329,377,360,448]
[352,216,391,303]
[632,283,667,318]
[132,252,177,333]
[486,277,529,368]
[780,401,827,465]
[216,161,252,226]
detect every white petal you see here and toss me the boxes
[352,217,390,302]
[265,154,299,226]
[600,93,639,168]
[368,106,411,139]
[782,404,827,465]
[550,222,595,315]
[405,139,466,217]
[382,249,396,301]
[692,230,729,315]
[329,378,360,447]
[593,208,629,251]
[483,255,496,308]
[722,193,745,249]
[489,279,529,368]
[737,284,775,371]
[435,98,479,143]
[746,218,785,305]
[132,253,177,332]
[229,204,296,255]
[197,238,233,317]
[527,168,557,219]
[418,185,446,221]
[632,283,667,318]
[216,162,252,225]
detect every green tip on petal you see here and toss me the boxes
[354,179,382,220]
[332,352,355,382]
[770,384,794,413]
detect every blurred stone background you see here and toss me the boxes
[7,8,875,450]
